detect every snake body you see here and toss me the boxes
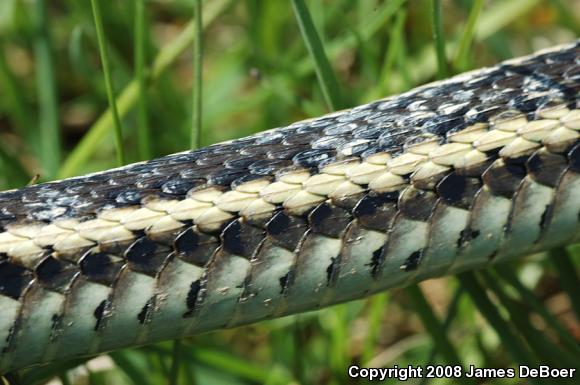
[0,42,579,373]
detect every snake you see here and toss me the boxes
[0,41,578,374]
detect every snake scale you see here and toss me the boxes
[0,41,578,374]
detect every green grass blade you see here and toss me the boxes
[109,351,155,385]
[418,287,463,385]
[58,372,71,385]
[326,305,350,378]
[0,42,33,137]
[188,347,283,383]
[191,0,203,150]
[58,0,232,178]
[479,271,579,371]
[17,358,89,385]
[547,0,580,34]
[473,0,541,42]
[458,272,540,373]
[453,0,484,71]
[405,285,473,385]
[134,0,150,160]
[429,0,448,78]
[361,293,389,364]
[291,0,342,110]
[365,0,541,96]
[550,247,580,320]
[295,0,406,80]
[496,265,580,357]
[168,340,181,385]
[33,0,61,179]
[377,8,407,96]
[0,141,30,189]
[90,0,126,166]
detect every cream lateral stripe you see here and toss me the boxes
[0,113,576,259]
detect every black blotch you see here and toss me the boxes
[0,261,33,299]
[526,150,567,187]
[353,193,398,232]
[398,187,437,221]
[368,246,385,278]
[36,256,78,293]
[137,297,155,325]
[174,227,218,267]
[267,211,289,235]
[125,237,170,276]
[326,256,339,286]
[50,313,62,334]
[436,172,481,209]
[80,251,123,286]
[482,160,526,198]
[401,250,422,272]
[221,219,265,257]
[539,204,552,232]
[458,229,480,248]
[94,299,107,331]
[183,279,201,318]
[279,271,291,294]
[332,191,367,211]
[2,325,15,353]
[309,203,351,238]
[267,212,307,251]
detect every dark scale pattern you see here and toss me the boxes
[124,237,170,277]
[308,203,351,238]
[353,193,399,231]
[174,227,218,267]
[0,42,579,374]
[0,42,574,228]
[35,256,78,293]
[79,251,124,286]
[0,261,33,299]
[266,212,308,251]
[526,150,569,187]
[221,220,265,257]
[482,160,527,198]
[436,173,482,210]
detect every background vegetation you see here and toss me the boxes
[0,0,578,384]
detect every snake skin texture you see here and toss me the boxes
[0,41,579,373]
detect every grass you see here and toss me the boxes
[190,0,203,150]
[90,0,125,166]
[0,1,578,384]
